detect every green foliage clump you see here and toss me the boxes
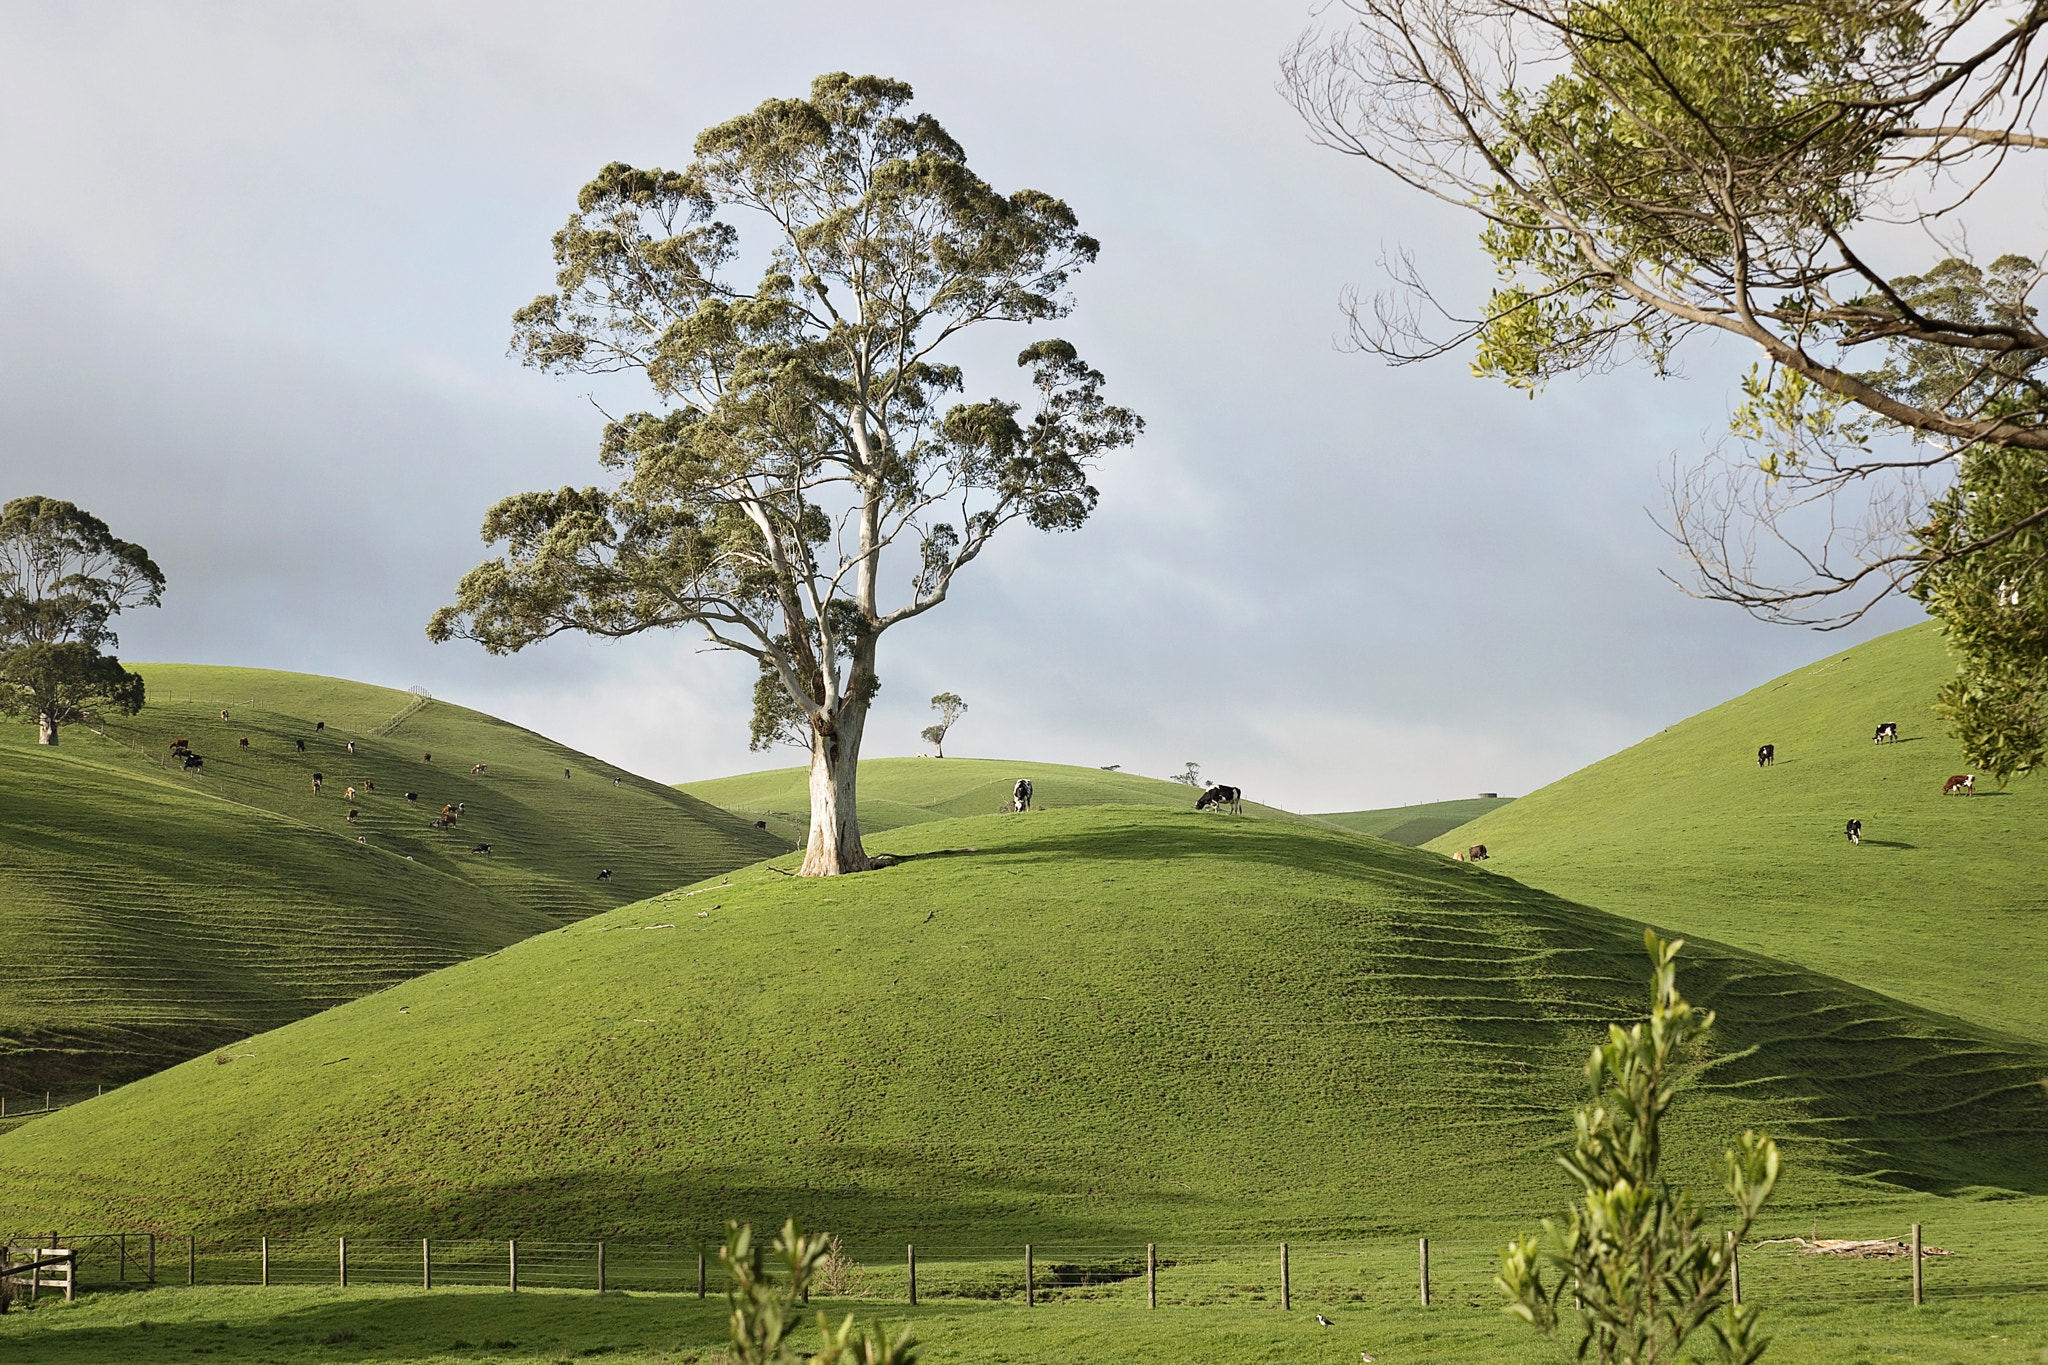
[722,1220,915,1365]
[1499,932,1779,1365]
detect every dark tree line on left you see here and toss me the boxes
[0,496,164,746]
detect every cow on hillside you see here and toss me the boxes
[1944,774,1975,795]
[1874,722,1899,744]
[1757,744,1775,766]
[1196,784,1243,814]
[1845,819,1863,844]
[1011,778,1034,812]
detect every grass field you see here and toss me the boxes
[4,1199,2048,1364]
[0,664,784,1098]
[0,806,2040,1252]
[677,757,1312,843]
[1424,623,2048,1043]
[1312,797,1514,846]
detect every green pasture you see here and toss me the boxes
[0,664,784,1096]
[0,806,2041,1252]
[1428,624,2048,1042]
[4,1200,2048,1365]
[1313,797,1513,846]
[677,757,1310,843]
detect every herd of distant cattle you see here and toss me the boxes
[1758,721,1977,846]
[166,712,621,882]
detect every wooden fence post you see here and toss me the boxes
[1280,1243,1290,1311]
[509,1239,518,1293]
[1911,1224,1923,1306]
[148,1233,156,1284]
[907,1245,916,1306]
[261,1236,269,1287]
[597,1241,606,1293]
[1147,1243,1157,1309]
[1025,1244,1034,1307]
[1419,1237,1430,1307]
[423,1238,432,1290]
[119,1232,127,1282]
[697,1249,706,1299]
[339,1237,348,1288]
[187,1235,195,1288]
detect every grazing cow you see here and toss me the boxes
[220,709,229,720]
[169,738,189,752]
[344,786,356,801]
[238,737,249,748]
[1845,819,1863,844]
[471,763,486,775]
[357,835,367,844]
[1195,784,1243,814]
[456,801,465,814]
[1452,850,1467,861]
[1874,722,1899,744]
[564,768,572,779]
[404,791,418,803]
[421,752,432,762]
[182,753,203,770]
[1466,844,1490,861]
[295,739,306,752]
[1944,773,1975,795]
[613,777,621,787]
[347,740,356,755]
[1012,778,1034,812]
[311,777,323,795]
[596,868,612,882]
[470,843,492,855]
[347,808,360,823]
[1757,744,1775,766]
[315,721,325,732]
[755,820,768,829]
[363,779,374,792]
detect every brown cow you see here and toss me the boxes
[1944,774,1975,795]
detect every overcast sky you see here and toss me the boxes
[0,0,1957,812]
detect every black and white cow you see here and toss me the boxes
[1012,778,1034,812]
[1757,744,1775,766]
[1845,818,1863,845]
[1195,784,1243,814]
[1874,722,1899,745]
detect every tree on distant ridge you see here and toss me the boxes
[0,496,163,745]
[1285,0,2048,777]
[429,74,1141,874]
[921,691,966,757]
[1169,761,1203,787]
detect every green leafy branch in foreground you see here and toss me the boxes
[721,1219,918,1365]
[1498,932,1781,1365]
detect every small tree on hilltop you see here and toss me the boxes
[722,1219,916,1365]
[1498,931,1780,1365]
[428,74,1141,875]
[0,496,164,745]
[921,691,966,758]
[1168,761,1203,787]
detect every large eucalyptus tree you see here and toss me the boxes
[430,74,1140,874]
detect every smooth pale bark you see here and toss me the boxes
[800,687,875,876]
[37,712,56,746]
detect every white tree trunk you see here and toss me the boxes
[799,689,875,876]
[37,712,56,746]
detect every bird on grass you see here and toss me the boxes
[1316,1314,1335,1327]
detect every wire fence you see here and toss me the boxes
[8,1227,2045,1308]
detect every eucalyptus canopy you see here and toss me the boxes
[0,496,162,745]
[1286,0,2048,775]
[430,74,1140,872]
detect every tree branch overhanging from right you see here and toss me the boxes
[1284,0,2048,777]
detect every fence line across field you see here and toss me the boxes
[4,1224,2026,1309]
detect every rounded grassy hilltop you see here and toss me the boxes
[0,805,2040,1246]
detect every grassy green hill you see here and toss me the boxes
[679,757,1311,842]
[1424,624,2048,1043]
[1313,796,1514,845]
[0,664,785,1097]
[0,806,2040,1246]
